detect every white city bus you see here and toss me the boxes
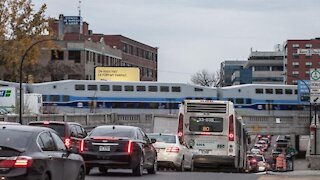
[177,100,248,170]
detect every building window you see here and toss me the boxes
[292,62,299,68]
[292,44,299,48]
[292,80,298,85]
[305,62,312,67]
[100,85,110,91]
[306,54,312,59]
[125,85,134,92]
[172,86,181,92]
[51,50,64,60]
[255,88,263,94]
[137,86,146,92]
[275,89,283,94]
[305,44,312,48]
[292,71,299,77]
[265,89,273,94]
[75,84,85,90]
[160,86,169,92]
[293,53,299,59]
[68,50,81,63]
[88,85,97,91]
[112,85,122,91]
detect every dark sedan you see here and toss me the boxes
[80,125,157,176]
[0,125,85,180]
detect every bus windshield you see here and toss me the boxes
[189,117,223,132]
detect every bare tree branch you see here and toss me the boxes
[191,69,221,87]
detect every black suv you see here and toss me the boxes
[28,121,87,152]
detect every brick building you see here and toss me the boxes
[284,38,320,85]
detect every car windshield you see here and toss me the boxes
[90,127,135,138]
[148,134,176,143]
[0,129,32,150]
[255,156,264,162]
[29,123,66,137]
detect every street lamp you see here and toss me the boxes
[19,38,55,124]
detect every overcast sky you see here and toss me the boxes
[33,0,320,83]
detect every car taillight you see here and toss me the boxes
[166,147,180,153]
[64,138,71,148]
[228,115,234,141]
[0,156,32,168]
[127,140,133,154]
[80,140,85,153]
[178,113,183,137]
[251,159,257,163]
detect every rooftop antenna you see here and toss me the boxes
[78,0,82,17]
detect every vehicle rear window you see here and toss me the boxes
[90,127,134,139]
[189,117,223,132]
[29,123,66,137]
[148,135,176,144]
[0,130,32,150]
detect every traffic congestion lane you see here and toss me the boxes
[86,169,261,180]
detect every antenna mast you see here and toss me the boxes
[78,0,82,17]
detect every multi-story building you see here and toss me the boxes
[284,38,320,85]
[0,14,158,82]
[220,60,247,86]
[231,45,285,85]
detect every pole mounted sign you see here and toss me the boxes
[310,68,320,103]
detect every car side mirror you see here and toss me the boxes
[150,138,157,144]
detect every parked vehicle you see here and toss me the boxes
[147,133,193,171]
[79,125,157,176]
[0,125,85,180]
[28,121,87,152]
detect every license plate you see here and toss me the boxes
[99,146,110,152]
[199,149,212,154]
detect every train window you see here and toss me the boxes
[195,97,204,100]
[50,95,60,102]
[275,89,283,94]
[246,99,252,104]
[255,88,263,94]
[160,86,169,92]
[62,95,70,102]
[137,86,146,92]
[185,97,193,100]
[228,98,234,103]
[100,85,110,91]
[235,98,244,104]
[194,88,203,92]
[172,86,181,92]
[265,89,273,94]
[42,95,48,102]
[88,85,97,91]
[125,85,134,91]
[285,89,293,94]
[148,86,158,92]
[75,84,85,91]
[112,85,122,91]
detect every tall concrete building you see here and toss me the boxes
[284,38,320,85]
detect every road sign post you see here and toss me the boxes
[310,68,320,155]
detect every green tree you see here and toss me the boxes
[0,0,53,82]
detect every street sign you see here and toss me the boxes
[310,80,320,103]
[310,69,320,81]
[298,80,310,103]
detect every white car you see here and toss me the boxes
[147,133,194,171]
[254,154,266,172]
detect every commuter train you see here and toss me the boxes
[14,80,307,115]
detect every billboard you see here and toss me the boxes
[95,67,140,81]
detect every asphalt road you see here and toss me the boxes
[85,168,261,180]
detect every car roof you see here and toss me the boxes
[95,125,139,130]
[28,121,81,125]
[147,133,177,136]
[0,125,55,133]
[0,121,20,125]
